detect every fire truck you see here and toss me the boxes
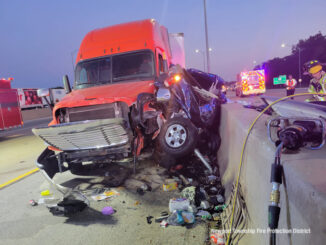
[0,78,23,131]
[235,69,266,97]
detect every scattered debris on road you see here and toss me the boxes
[102,206,115,216]
[29,199,38,206]
[48,198,88,216]
[91,189,119,201]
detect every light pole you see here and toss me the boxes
[195,48,213,72]
[203,0,210,73]
[281,43,302,87]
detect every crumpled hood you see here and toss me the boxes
[50,80,155,124]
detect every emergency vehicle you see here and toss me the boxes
[0,78,23,131]
[236,69,266,97]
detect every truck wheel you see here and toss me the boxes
[157,116,198,158]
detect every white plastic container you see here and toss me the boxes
[169,198,190,212]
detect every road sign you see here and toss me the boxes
[273,75,287,85]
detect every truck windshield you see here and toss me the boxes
[74,51,155,89]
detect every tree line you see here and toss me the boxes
[254,32,326,89]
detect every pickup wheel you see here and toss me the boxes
[156,116,198,158]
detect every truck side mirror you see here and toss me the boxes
[63,75,72,94]
[156,88,171,102]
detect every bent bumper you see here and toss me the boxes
[243,89,265,95]
[33,118,133,184]
[32,118,132,151]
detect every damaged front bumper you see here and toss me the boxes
[33,118,133,191]
[32,118,132,151]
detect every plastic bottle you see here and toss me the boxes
[181,211,195,224]
[167,210,184,225]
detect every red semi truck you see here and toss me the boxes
[33,19,185,182]
[0,78,23,131]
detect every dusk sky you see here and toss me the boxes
[1,0,325,88]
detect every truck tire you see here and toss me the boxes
[156,116,198,158]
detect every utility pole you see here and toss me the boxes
[203,0,210,73]
[298,47,302,88]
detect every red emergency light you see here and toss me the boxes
[0,77,14,89]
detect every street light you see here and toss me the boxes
[281,43,302,87]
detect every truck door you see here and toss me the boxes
[156,48,168,75]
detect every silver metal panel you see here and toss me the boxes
[32,118,131,151]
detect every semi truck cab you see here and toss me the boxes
[33,19,185,185]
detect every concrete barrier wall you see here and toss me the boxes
[218,101,326,244]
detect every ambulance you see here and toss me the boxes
[236,69,266,97]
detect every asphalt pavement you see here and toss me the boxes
[0,87,312,245]
[0,114,206,245]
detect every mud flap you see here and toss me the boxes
[36,148,61,179]
[36,148,70,194]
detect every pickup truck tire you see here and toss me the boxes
[157,116,198,158]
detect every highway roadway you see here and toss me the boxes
[0,87,311,245]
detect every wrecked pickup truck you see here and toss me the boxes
[32,19,225,190]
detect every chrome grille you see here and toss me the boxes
[67,104,116,122]
[32,118,131,151]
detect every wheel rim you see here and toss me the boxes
[165,124,187,148]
